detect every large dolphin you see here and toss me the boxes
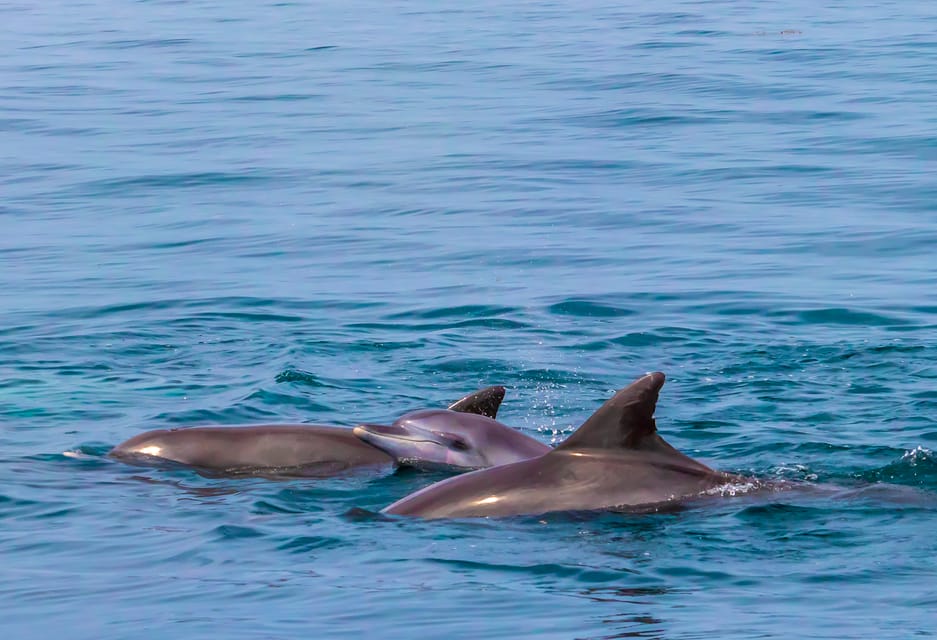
[353,410,551,471]
[109,386,506,477]
[383,372,746,518]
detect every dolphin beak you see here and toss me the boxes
[353,423,408,439]
[353,423,439,448]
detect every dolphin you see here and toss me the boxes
[382,372,746,518]
[353,410,551,471]
[108,385,506,477]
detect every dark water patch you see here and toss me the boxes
[348,318,529,332]
[845,382,893,395]
[789,442,903,459]
[656,565,735,581]
[0,378,45,390]
[776,228,937,258]
[710,342,935,379]
[674,29,732,38]
[0,493,44,519]
[576,584,677,605]
[19,504,79,520]
[212,525,267,540]
[579,109,719,129]
[0,117,43,131]
[69,171,287,197]
[118,237,226,252]
[239,389,332,412]
[274,369,329,388]
[112,473,245,502]
[387,305,521,321]
[858,447,937,488]
[683,419,738,433]
[342,506,391,523]
[427,558,633,584]
[632,39,703,50]
[229,93,325,102]
[521,158,637,174]
[101,38,194,50]
[579,327,719,350]
[39,297,385,322]
[768,307,913,327]
[42,299,189,321]
[674,164,838,184]
[276,535,346,553]
[544,69,792,99]
[734,502,826,520]
[547,299,637,318]
[170,311,306,325]
[908,305,937,315]
[747,110,868,125]
[252,490,329,515]
[862,343,928,356]
[251,498,308,515]
[635,11,703,25]
[421,357,510,375]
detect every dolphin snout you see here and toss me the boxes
[353,423,408,439]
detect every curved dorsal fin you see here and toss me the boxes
[447,386,506,419]
[555,372,665,451]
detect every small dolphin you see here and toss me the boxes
[382,372,745,518]
[109,386,506,477]
[353,410,551,471]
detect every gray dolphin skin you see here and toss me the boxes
[382,372,745,518]
[110,424,391,477]
[352,410,552,471]
[108,385,506,476]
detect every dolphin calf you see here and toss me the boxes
[109,385,506,477]
[353,410,551,471]
[382,372,745,518]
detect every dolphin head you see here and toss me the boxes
[109,429,175,462]
[353,409,549,471]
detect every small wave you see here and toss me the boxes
[61,450,93,460]
[275,369,328,388]
[901,446,934,465]
[212,525,267,540]
[858,446,937,488]
[770,464,819,482]
[547,299,636,318]
[54,443,113,460]
[770,307,912,327]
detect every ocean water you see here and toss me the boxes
[2,0,937,637]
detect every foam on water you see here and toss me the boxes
[701,481,761,498]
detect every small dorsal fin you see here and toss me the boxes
[447,386,506,419]
[555,372,665,451]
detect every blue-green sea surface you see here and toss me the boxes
[2,0,936,638]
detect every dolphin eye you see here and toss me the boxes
[451,439,469,451]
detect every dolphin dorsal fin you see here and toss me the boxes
[555,373,665,452]
[447,386,506,419]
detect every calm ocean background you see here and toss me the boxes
[2,0,936,637]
